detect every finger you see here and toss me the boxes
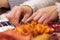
[25,12,38,23]
[6,12,17,26]
[6,6,21,26]
[38,13,50,23]
[43,16,54,24]
[14,7,22,26]
[10,6,19,17]
[43,11,57,24]
[33,12,43,21]
[21,13,31,23]
[6,6,19,20]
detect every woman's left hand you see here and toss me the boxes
[25,5,58,24]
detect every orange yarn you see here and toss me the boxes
[15,21,54,35]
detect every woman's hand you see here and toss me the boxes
[25,5,58,24]
[6,6,32,26]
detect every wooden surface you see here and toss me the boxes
[0,0,9,8]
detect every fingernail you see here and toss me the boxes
[20,21,24,25]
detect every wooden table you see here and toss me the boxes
[0,8,10,14]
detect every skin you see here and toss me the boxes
[6,5,58,26]
[0,0,58,25]
[6,6,33,26]
[25,5,58,24]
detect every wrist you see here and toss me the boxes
[21,5,33,14]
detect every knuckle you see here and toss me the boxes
[13,6,19,9]
[7,16,13,20]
